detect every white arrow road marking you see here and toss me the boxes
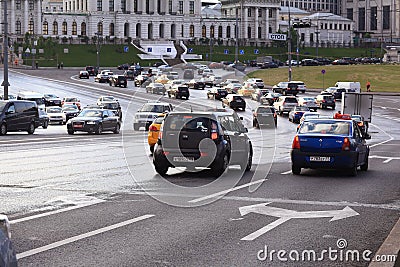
[16,214,155,259]
[239,203,359,241]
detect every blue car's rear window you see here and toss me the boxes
[299,121,350,135]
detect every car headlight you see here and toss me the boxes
[0,214,11,239]
[86,121,96,125]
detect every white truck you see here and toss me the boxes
[341,92,373,122]
[335,81,361,93]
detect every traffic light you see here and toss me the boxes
[292,21,311,28]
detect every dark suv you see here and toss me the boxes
[109,75,127,88]
[153,110,253,177]
[167,85,190,100]
[85,66,97,76]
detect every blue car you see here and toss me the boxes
[0,215,17,267]
[288,106,310,123]
[291,119,370,176]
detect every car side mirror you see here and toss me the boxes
[5,110,15,115]
[103,114,109,118]
[240,117,244,120]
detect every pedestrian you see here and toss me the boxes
[366,81,371,92]
[60,62,64,69]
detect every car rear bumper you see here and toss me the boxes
[291,149,357,169]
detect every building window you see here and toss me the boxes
[97,0,102,11]
[202,25,206,38]
[157,0,161,14]
[148,23,153,39]
[181,25,184,37]
[28,19,34,34]
[109,23,115,36]
[248,27,251,38]
[81,22,86,36]
[269,9,273,18]
[358,8,365,31]
[43,21,49,35]
[370,7,377,31]
[16,20,22,35]
[189,25,194,37]
[136,23,141,38]
[97,22,103,35]
[124,23,130,37]
[226,26,231,38]
[109,0,114,11]
[330,23,332,30]
[159,24,165,38]
[146,0,150,14]
[210,25,215,38]
[178,1,183,14]
[72,21,77,35]
[258,9,262,17]
[258,27,262,38]
[383,6,390,30]
[53,21,58,35]
[248,8,251,17]
[189,1,194,14]
[16,0,21,10]
[334,24,337,30]
[171,24,176,38]
[169,0,173,14]
[29,0,34,10]
[218,26,223,38]
[346,8,353,21]
[339,24,342,30]
[121,0,126,13]
[301,33,305,41]
[134,0,138,12]
[62,21,67,35]
[310,33,314,43]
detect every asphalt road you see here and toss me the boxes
[1,68,399,266]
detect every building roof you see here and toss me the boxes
[303,12,352,22]
[201,4,222,18]
[279,6,310,15]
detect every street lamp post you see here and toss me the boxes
[95,32,103,70]
[288,4,292,82]
[2,0,10,100]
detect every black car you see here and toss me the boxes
[0,100,40,135]
[260,62,278,69]
[153,110,252,177]
[253,106,277,128]
[260,93,281,105]
[222,94,246,111]
[207,88,228,100]
[67,109,121,135]
[97,101,122,120]
[117,63,130,70]
[43,94,62,107]
[167,85,190,100]
[85,66,97,76]
[62,104,80,121]
[333,88,347,100]
[186,79,206,90]
[39,109,50,129]
[109,75,128,88]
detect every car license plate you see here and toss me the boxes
[310,156,330,162]
[74,124,83,128]
[236,99,242,102]
[173,157,194,162]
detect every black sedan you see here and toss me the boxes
[67,109,121,135]
[44,94,62,107]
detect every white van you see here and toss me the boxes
[334,82,361,93]
[17,91,45,110]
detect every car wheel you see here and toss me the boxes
[360,151,369,171]
[0,123,7,135]
[133,124,140,131]
[212,152,229,177]
[27,122,35,134]
[113,123,121,134]
[292,165,301,175]
[244,146,253,171]
[67,128,74,135]
[349,165,358,176]
[95,124,103,135]
[59,121,63,125]
[42,121,48,129]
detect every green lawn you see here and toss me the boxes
[247,64,400,92]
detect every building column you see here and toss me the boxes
[24,0,29,33]
[243,7,248,39]
[265,7,269,39]
[255,7,259,40]
[37,0,42,34]
[115,0,121,12]
[11,0,15,33]
[275,8,279,32]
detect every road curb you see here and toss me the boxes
[369,217,400,267]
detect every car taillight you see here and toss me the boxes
[149,125,158,132]
[358,121,364,127]
[292,135,300,149]
[211,132,218,140]
[342,137,350,151]
[158,125,163,139]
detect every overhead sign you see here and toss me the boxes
[239,202,359,241]
[268,33,287,41]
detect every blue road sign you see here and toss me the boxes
[254,49,259,55]
[124,46,129,53]
[239,49,245,55]
[147,47,153,52]
[167,48,172,52]
[224,49,229,54]
[296,47,299,53]
[188,48,193,53]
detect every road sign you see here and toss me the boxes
[321,69,326,74]
[31,48,36,54]
[25,48,30,53]
[239,49,244,55]
[239,202,359,241]
[147,47,153,53]
[296,47,299,54]
[224,49,229,55]
[188,48,193,53]
[124,46,129,53]
[268,33,287,41]
[254,49,259,55]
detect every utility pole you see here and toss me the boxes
[287,3,292,82]
[235,3,239,63]
[95,32,103,70]
[2,0,10,100]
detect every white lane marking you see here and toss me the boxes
[369,123,394,148]
[188,179,268,203]
[242,218,290,241]
[383,158,393,163]
[16,214,155,259]
[10,200,105,224]
[281,170,292,175]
